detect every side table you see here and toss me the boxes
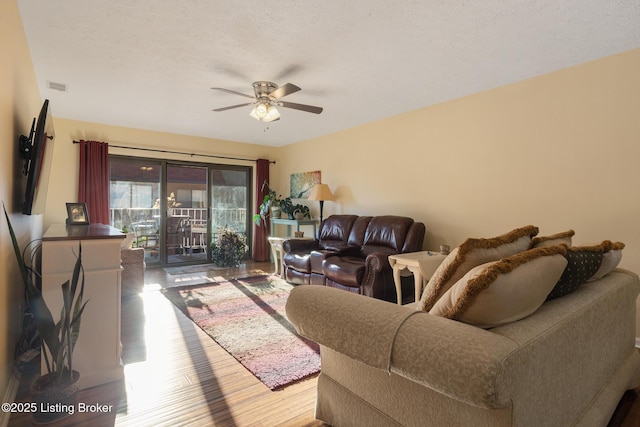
[388,251,447,305]
[267,237,285,275]
[270,218,319,238]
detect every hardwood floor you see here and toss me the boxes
[7,260,640,426]
[9,261,325,427]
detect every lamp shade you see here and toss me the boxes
[308,183,335,201]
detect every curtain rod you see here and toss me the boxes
[72,140,275,164]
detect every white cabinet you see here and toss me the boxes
[41,224,125,389]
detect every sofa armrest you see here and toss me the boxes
[283,238,320,253]
[286,285,516,408]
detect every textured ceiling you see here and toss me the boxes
[17,1,640,147]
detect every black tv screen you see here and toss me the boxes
[19,99,54,215]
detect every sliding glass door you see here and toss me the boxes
[165,164,208,265]
[110,155,252,267]
[211,167,251,261]
[110,157,162,266]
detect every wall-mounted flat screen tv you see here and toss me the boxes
[19,99,55,215]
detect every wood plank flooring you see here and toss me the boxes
[8,261,325,427]
[7,260,640,426]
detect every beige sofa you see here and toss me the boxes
[286,268,640,426]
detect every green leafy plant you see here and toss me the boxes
[211,226,248,267]
[3,203,88,385]
[279,197,310,219]
[253,180,284,226]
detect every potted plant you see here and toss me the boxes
[3,203,88,424]
[121,225,135,249]
[279,197,311,220]
[211,226,249,267]
[253,180,284,226]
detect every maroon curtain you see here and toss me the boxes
[252,158,271,261]
[77,140,110,224]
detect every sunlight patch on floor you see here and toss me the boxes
[121,289,207,413]
[174,274,215,283]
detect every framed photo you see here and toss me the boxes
[66,202,90,225]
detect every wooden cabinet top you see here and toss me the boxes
[43,224,125,241]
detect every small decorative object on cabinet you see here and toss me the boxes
[65,202,89,225]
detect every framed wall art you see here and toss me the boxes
[290,170,321,199]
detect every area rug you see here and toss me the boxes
[161,275,320,390]
[164,264,221,275]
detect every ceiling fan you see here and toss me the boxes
[211,81,323,122]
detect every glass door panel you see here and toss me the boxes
[166,164,208,265]
[109,157,162,266]
[211,167,251,262]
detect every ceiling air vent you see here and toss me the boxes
[46,81,68,92]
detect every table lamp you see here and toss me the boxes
[307,183,335,224]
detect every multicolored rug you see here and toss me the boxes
[161,275,320,390]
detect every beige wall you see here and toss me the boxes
[277,48,640,331]
[44,119,280,228]
[0,0,45,403]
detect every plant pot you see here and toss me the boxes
[30,370,80,424]
[270,206,281,219]
[121,232,135,249]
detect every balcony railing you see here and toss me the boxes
[110,207,248,234]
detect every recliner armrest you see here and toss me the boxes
[283,238,320,253]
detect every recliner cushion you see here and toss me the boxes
[323,256,366,288]
[283,252,312,273]
[319,215,358,251]
[361,216,413,256]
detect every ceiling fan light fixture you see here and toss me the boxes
[250,102,279,122]
[249,105,260,120]
[263,105,280,122]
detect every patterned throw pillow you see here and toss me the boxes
[546,244,604,300]
[429,245,568,328]
[418,225,539,311]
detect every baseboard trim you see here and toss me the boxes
[0,374,20,427]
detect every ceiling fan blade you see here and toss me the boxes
[212,102,254,112]
[211,87,255,99]
[270,83,301,99]
[279,101,323,114]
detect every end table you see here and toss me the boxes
[388,251,447,305]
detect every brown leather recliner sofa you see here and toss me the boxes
[282,215,425,303]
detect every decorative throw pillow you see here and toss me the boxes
[530,230,575,248]
[429,245,568,328]
[546,243,604,300]
[418,225,539,311]
[588,241,625,281]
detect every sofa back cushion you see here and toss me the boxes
[347,216,373,248]
[319,215,358,251]
[361,216,415,257]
